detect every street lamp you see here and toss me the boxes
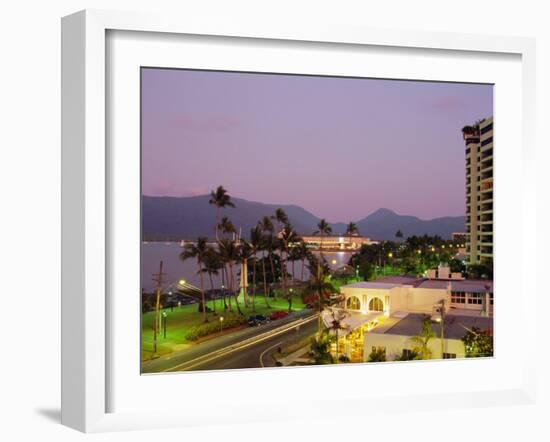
[178,279,186,286]
[162,311,167,338]
[219,316,224,333]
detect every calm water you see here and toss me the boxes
[141,242,352,292]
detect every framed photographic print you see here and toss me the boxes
[61,9,537,433]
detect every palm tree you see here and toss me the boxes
[326,308,349,363]
[272,208,289,233]
[295,240,309,282]
[209,185,235,240]
[237,239,253,307]
[410,316,436,359]
[217,216,236,239]
[260,216,277,299]
[302,253,338,336]
[279,224,300,311]
[201,247,221,312]
[217,238,243,315]
[314,219,332,257]
[249,225,263,312]
[309,331,334,365]
[179,237,209,322]
[272,209,290,298]
[345,222,359,250]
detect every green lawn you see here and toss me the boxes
[141,294,306,361]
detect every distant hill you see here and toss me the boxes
[354,208,465,241]
[142,195,465,241]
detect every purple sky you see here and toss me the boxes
[141,68,492,222]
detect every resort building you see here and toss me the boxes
[300,235,378,251]
[322,275,493,362]
[365,312,493,360]
[463,117,493,264]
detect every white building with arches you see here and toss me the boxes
[321,276,493,362]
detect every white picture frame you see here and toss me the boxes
[61,9,537,433]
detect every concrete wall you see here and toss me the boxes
[364,333,466,361]
[341,286,451,316]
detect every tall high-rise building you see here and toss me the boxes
[462,117,493,264]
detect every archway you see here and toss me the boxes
[369,297,384,312]
[346,296,361,310]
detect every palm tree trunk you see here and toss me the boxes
[252,254,257,312]
[281,250,287,306]
[301,258,305,282]
[198,263,206,323]
[230,262,243,315]
[221,267,228,310]
[268,251,276,300]
[261,253,270,308]
[208,272,216,313]
[226,264,233,312]
[215,207,220,240]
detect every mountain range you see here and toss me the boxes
[142,195,465,241]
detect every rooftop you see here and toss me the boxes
[350,275,493,293]
[371,312,493,340]
[416,279,493,293]
[342,281,404,290]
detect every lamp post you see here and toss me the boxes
[219,316,224,333]
[162,311,167,338]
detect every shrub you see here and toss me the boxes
[184,315,247,341]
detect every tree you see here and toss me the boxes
[395,349,421,361]
[249,225,263,312]
[208,185,235,240]
[326,309,349,363]
[302,253,338,336]
[314,219,332,256]
[201,247,222,312]
[179,237,209,322]
[309,331,334,365]
[449,258,466,275]
[367,347,386,362]
[462,327,493,357]
[345,222,359,249]
[410,316,436,359]
[237,239,253,307]
[279,223,301,312]
[272,209,290,299]
[217,238,243,315]
[217,216,236,239]
[395,229,404,240]
[260,216,277,299]
[294,240,309,282]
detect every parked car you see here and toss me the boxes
[247,315,270,326]
[269,310,289,321]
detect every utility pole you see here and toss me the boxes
[152,260,166,353]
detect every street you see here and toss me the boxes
[142,310,317,373]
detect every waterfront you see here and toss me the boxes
[141,242,353,292]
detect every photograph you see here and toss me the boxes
[140,68,494,374]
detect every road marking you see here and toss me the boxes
[260,341,283,368]
[161,314,317,372]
